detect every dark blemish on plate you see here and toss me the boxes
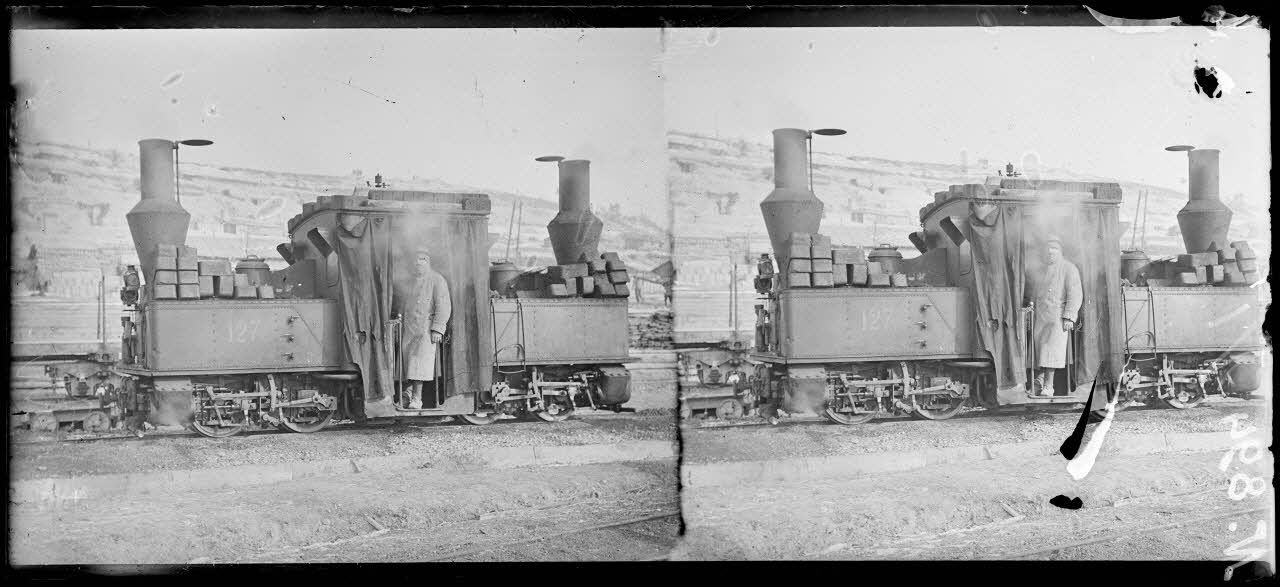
[1194,66,1224,99]
[1050,495,1083,510]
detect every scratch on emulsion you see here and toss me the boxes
[161,71,184,89]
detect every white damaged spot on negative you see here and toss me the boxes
[1064,394,1120,481]
[1083,6,1181,33]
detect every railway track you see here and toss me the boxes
[683,396,1268,430]
[11,408,661,446]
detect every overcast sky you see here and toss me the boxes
[11,25,1271,220]
[11,28,666,217]
[661,26,1270,202]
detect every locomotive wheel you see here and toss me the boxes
[823,406,876,425]
[191,399,247,438]
[30,412,58,432]
[715,399,745,420]
[1161,380,1207,409]
[192,420,246,438]
[909,395,966,421]
[277,409,335,434]
[1102,386,1135,414]
[459,412,501,426]
[534,398,574,423]
[82,410,111,433]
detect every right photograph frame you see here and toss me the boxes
[663,23,1273,564]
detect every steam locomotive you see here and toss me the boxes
[724,129,1267,425]
[115,139,633,438]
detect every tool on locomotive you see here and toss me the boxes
[403,246,452,410]
[1024,235,1082,397]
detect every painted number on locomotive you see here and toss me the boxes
[860,308,888,331]
[227,319,263,344]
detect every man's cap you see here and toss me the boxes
[1045,234,1063,246]
[415,246,431,256]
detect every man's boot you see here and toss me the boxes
[1037,369,1055,397]
[408,382,423,410]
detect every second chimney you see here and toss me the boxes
[546,159,603,265]
[1176,148,1232,253]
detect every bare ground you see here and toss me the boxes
[10,411,676,481]
[672,450,1274,560]
[9,460,678,565]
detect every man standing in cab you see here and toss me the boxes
[404,246,451,409]
[1024,235,1082,396]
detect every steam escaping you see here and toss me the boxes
[789,390,826,416]
[391,202,445,300]
[785,381,827,416]
[148,391,193,427]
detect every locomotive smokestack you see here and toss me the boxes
[1176,148,1232,253]
[760,128,824,274]
[773,128,809,189]
[126,139,191,283]
[546,159,603,264]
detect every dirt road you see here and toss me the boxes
[10,460,678,564]
[672,450,1273,561]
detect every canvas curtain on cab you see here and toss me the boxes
[334,213,396,403]
[967,197,1122,407]
[965,201,1027,402]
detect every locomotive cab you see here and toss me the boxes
[911,179,1127,409]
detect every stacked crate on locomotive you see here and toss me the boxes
[746,128,1134,424]
[487,157,633,421]
[1113,147,1267,408]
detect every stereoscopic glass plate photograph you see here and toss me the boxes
[6,5,1274,580]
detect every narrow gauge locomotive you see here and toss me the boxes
[735,128,1267,425]
[117,139,631,437]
